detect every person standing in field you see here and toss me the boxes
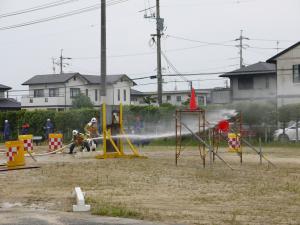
[84,117,99,151]
[21,123,30,135]
[44,118,54,140]
[133,116,144,146]
[3,120,11,141]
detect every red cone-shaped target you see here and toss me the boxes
[189,87,197,110]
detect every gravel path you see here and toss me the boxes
[0,208,164,225]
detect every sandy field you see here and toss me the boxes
[0,144,299,225]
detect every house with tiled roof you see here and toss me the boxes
[220,62,277,104]
[21,73,136,110]
[0,84,21,110]
[267,41,300,107]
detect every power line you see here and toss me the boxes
[161,51,190,83]
[9,67,297,94]
[167,34,285,50]
[0,0,129,31]
[250,38,297,43]
[0,0,80,19]
[235,29,249,68]
[131,68,294,80]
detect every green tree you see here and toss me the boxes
[143,96,156,106]
[71,93,94,109]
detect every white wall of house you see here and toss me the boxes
[211,89,231,104]
[131,91,209,106]
[111,81,131,105]
[276,45,300,107]
[131,95,146,105]
[163,93,188,105]
[21,74,133,110]
[231,75,276,103]
[22,83,66,110]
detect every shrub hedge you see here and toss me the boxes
[0,105,176,142]
[0,109,99,142]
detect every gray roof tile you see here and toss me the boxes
[0,98,21,109]
[267,41,300,63]
[22,73,135,85]
[0,84,12,90]
[220,62,276,77]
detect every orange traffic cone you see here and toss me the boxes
[189,87,197,110]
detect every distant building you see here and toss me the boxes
[267,41,300,107]
[21,73,136,111]
[211,88,231,104]
[131,89,211,106]
[0,84,21,111]
[220,62,277,104]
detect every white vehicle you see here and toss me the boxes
[273,123,300,142]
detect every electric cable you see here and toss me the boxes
[0,0,129,31]
[0,0,80,19]
[167,34,286,50]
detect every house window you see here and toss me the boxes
[49,88,59,97]
[265,76,269,89]
[238,77,254,90]
[198,96,205,105]
[95,90,98,101]
[123,89,127,101]
[293,65,300,83]
[29,98,33,103]
[70,88,80,98]
[176,96,182,102]
[45,98,48,102]
[86,89,88,96]
[166,95,171,101]
[118,89,120,101]
[34,89,44,97]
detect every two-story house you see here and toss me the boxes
[0,84,21,111]
[21,73,136,111]
[220,62,277,104]
[267,41,300,107]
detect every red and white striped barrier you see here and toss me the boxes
[48,134,63,152]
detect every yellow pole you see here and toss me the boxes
[102,103,107,156]
[119,103,124,154]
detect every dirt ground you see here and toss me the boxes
[0,144,299,225]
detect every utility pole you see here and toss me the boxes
[100,0,107,101]
[52,57,56,74]
[142,1,164,105]
[235,30,249,68]
[276,40,280,52]
[59,49,72,74]
[156,0,163,106]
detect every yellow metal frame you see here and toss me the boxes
[96,103,147,159]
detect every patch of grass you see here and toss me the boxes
[87,199,143,220]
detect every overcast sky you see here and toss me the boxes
[1,0,300,97]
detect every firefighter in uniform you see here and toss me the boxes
[69,130,90,154]
[84,117,99,151]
